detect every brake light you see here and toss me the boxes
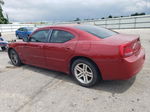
[120,38,141,58]
[124,46,134,57]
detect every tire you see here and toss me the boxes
[16,34,18,38]
[9,49,22,66]
[1,47,6,51]
[16,34,21,39]
[71,58,100,87]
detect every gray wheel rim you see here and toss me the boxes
[10,51,18,65]
[74,63,93,84]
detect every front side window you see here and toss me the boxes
[29,30,50,42]
[50,30,74,43]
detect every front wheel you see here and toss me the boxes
[1,47,6,51]
[9,49,22,66]
[71,59,100,87]
[16,34,21,39]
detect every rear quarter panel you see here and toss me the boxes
[72,34,122,79]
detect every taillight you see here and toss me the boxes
[120,38,141,58]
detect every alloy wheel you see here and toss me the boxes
[10,50,18,65]
[74,63,93,84]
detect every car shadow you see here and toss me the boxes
[7,61,136,94]
[92,76,136,94]
[0,49,8,52]
[0,50,5,52]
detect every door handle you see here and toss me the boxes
[38,45,43,48]
[65,47,71,50]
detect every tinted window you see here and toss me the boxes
[22,28,27,32]
[0,38,4,41]
[74,25,118,39]
[18,28,23,31]
[27,27,34,31]
[30,30,50,42]
[50,30,74,43]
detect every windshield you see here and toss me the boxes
[74,25,118,39]
[0,38,4,41]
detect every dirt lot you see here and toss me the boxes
[0,29,150,112]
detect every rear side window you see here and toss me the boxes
[22,28,27,32]
[27,27,34,31]
[30,30,50,42]
[50,30,74,43]
[74,25,118,39]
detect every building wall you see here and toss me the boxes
[55,14,150,29]
[0,15,150,32]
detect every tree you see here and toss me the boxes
[74,18,80,21]
[0,11,8,24]
[0,1,9,24]
[131,12,146,16]
[108,15,112,18]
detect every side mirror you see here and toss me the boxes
[23,37,29,42]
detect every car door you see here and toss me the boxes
[22,29,51,67]
[44,29,78,72]
[22,28,28,38]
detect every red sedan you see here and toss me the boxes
[8,25,145,87]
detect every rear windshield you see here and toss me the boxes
[74,25,118,39]
[27,27,34,31]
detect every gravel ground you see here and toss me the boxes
[0,29,150,112]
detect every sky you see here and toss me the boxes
[2,0,150,22]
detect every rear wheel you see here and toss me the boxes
[71,58,100,87]
[9,49,22,66]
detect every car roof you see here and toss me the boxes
[36,24,86,31]
[19,27,33,29]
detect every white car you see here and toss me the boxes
[0,37,8,51]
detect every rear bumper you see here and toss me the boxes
[95,48,145,80]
